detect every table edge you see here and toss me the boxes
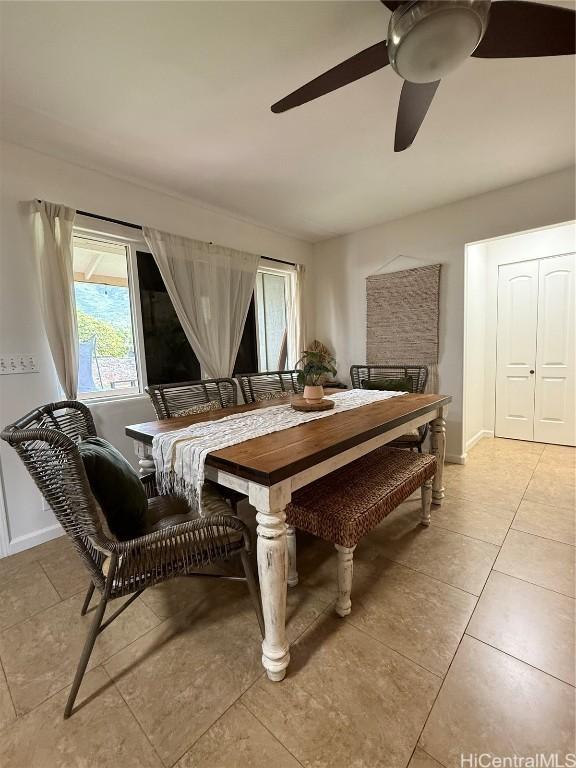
[206,396,450,485]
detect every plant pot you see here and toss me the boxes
[304,385,324,401]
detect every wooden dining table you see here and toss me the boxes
[126,390,451,682]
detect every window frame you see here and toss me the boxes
[72,222,148,403]
[254,260,295,372]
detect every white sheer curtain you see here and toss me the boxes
[31,201,78,399]
[143,228,260,379]
[287,264,307,367]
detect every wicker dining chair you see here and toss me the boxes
[350,364,430,451]
[1,401,263,720]
[146,378,244,509]
[146,377,238,419]
[236,370,303,403]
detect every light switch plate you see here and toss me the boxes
[0,355,40,374]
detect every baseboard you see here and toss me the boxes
[445,453,467,465]
[465,429,494,452]
[7,522,64,556]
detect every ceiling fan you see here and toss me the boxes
[270,1,576,151]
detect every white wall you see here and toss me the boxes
[0,141,312,555]
[464,220,576,449]
[311,168,576,462]
[463,242,489,449]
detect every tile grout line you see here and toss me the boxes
[463,633,575,689]
[37,560,87,602]
[491,565,575,600]
[98,665,166,768]
[373,552,492,599]
[105,629,268,768]
[500,526,576,548]
[415,745,452,768]
[345,613,446,681]
[402,438,544,767]
[101,587,328,767]
[0,654,17,725]
[238,606,348,768]
[485,567,576,600]
[508,525,575,548]
[237,700,307,768]
[0,593,164,722]
[169,674,270,767]
[0,580,325,746]
[315,594,444,679]
[492,450,575,599]
[403,550,498,766]
[0,589,62,637]
[427,518,507,546]
[414,440,576,762]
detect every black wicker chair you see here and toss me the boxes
[146,377,238,419]
[350,364,430,452]
[1,401,263,719]
[236,370,303,404]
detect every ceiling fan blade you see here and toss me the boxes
[394,79,440,152]
[271,41,389,113]
[380,1,404,10]
[473,1,576,58]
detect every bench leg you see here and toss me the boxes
[421,479,433,526]
[286,526,298,587]
[335,544,356,617]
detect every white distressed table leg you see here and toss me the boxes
[250,482,291,682]
[134,440,155,476]
[286,526,298,587]
[421,479,432,525]
[430,408,446,505]
[335,544,356,617]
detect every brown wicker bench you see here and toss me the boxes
[286,446,437,617]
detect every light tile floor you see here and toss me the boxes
[0,438,574,767]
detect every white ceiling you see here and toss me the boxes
[1,1,574,241]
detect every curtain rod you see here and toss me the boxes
[35,201,297,268]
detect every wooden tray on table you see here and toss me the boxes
[291,397,335,413]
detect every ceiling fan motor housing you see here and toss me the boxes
[388,0,491,83]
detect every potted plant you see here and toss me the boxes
[296,349,337,401]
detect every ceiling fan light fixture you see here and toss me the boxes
[388,0,491,83]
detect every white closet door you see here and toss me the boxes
[495,260,539,440]
[534,253,575,446]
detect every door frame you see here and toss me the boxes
[463,220,576,457]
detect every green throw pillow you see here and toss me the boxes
[78,437,148,541]
[361,376,414,393]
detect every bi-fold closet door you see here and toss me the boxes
[495,252,575,446]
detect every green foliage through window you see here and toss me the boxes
[77,309,130,357]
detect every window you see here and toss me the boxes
[136,251,259,384]
[73,236,141,398]
[73,231,294,398]
[256,267,292,371]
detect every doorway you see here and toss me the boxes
[463,221,576,456]
[495,253,575,444]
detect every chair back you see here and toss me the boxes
[1,401,108,588]
[350,365,429,393]
[236,370,303,403]
[146,377,238,419]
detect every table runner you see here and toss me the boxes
[153,389,406,513]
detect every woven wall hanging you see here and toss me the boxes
[366,263,441,391]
